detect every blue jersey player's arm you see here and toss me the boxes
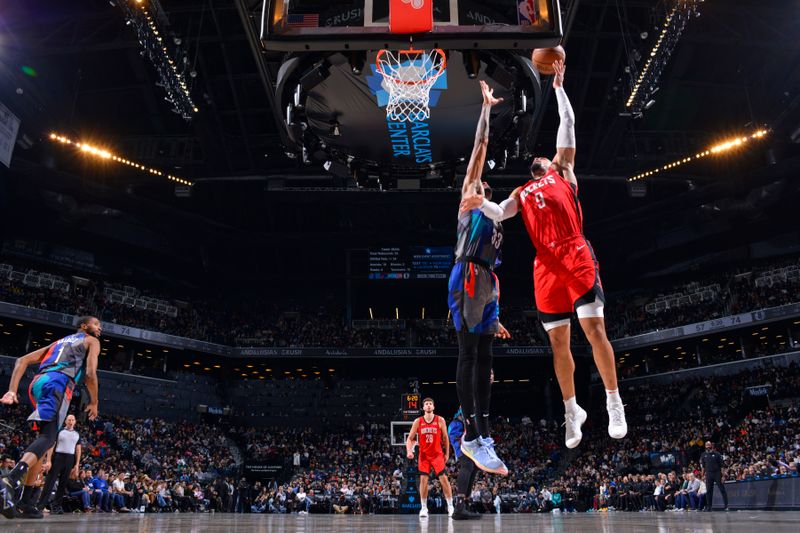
[461,81,503,198]
[84,335,101,421]
[0,344,54,405]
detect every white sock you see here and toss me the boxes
[564,396,579,413]
[446,497,453,506]
[606,389,622,406]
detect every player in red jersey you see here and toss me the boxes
[460,60,627,449]
[405,397,454,518]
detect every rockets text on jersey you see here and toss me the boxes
[418,415,443,458]
[518,168,584,251]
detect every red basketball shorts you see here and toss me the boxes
[418,454,446,477]
[534,236,605,327]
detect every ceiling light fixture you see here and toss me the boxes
[116,0,197,120]
[624,0,702,115]
[629,129,768,182]
[48,132,194,186]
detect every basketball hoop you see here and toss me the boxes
[376,48,446,123]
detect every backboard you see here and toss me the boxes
[390,420,414,446]
[261,0,562,51]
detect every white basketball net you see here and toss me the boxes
[376,49,446,123]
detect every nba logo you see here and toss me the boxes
[518,0,537,26]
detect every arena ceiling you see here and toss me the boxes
[1,0,799,287]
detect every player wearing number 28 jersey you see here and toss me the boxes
[459,60,627,451]
[406,398,454,517]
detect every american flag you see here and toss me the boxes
[287,13,319,28]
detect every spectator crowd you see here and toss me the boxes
[1,252,800,516]
[2,256,799,349]
[1,359,799,515]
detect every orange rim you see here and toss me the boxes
[375,48,447,86]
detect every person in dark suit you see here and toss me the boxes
[700,441,728,511]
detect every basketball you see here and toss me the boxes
[532,46,566,75]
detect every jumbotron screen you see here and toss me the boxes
[353,247,453,280]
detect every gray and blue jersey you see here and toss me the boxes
[448,209,503,334]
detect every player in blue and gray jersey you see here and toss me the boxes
[1,316,102,519]
[447,82,509,494]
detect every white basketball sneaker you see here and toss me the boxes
[564,406,587,449]
[448,501,455,517]
[419,506,429,518]
[607,401,628,439]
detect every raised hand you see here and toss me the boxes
[552,60,565,89]
[480,80,503,107]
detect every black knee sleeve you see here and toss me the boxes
[456,331,480,440]
[25,420,59,459]
[475,334,494,436]
[456,455,477,496]
[456,331,479,418]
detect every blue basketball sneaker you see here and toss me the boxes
[461,437,508,476]
[479,437,508,476]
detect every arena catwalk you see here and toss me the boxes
[2,512,800,532]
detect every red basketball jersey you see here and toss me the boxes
[518,168,584,251]
[418,415,443,457]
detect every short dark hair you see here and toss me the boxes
[422,397,434,405]
[77,316,96,328]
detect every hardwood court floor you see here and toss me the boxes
[2,511,800,532]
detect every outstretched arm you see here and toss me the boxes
[481,196,519,222]
[459,185,523,222]
[461,81,503,197]
[0,344,51,404]
[551,60,577,187]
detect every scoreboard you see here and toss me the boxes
[361,247,452,280]
[401,393,422,420]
